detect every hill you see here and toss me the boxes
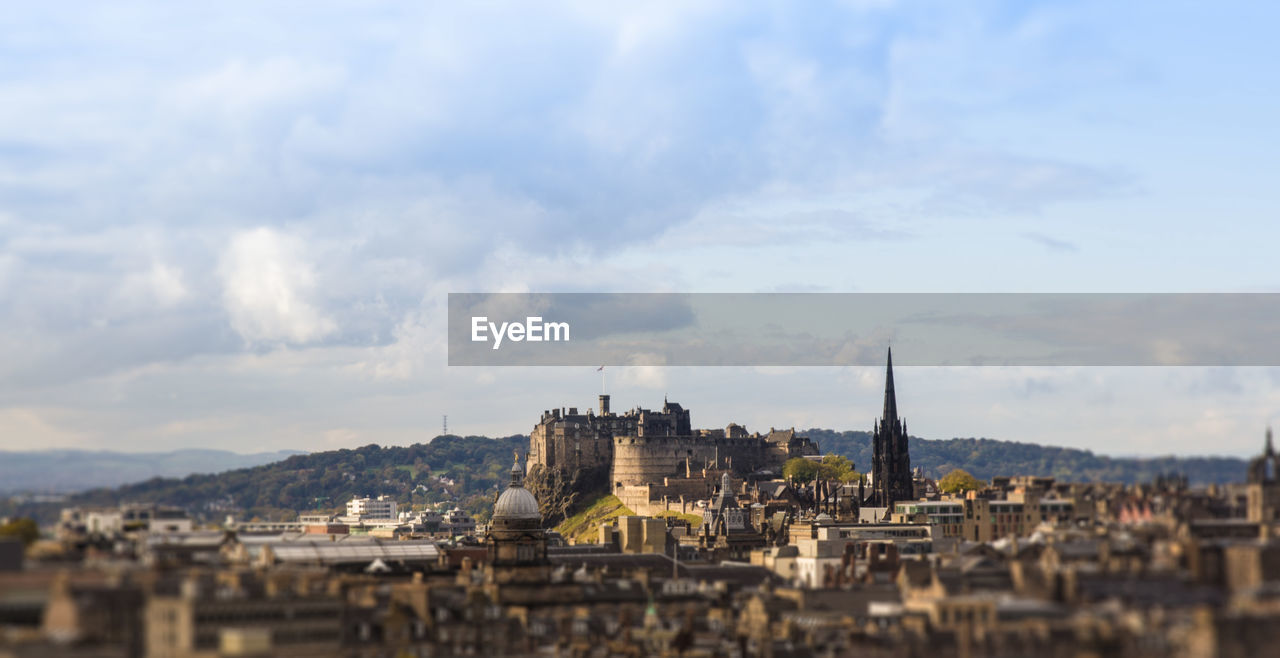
[807,430,1247,485]
[554,495,634,544]
[1,435,526,526]
[0,448,305,495]
[2,431,1249,528]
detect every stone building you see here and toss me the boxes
[144,570,343,657]
[1247,428,1280,523]
[527,395,625,474]
[688,473,767,561]
[487,452,549,584]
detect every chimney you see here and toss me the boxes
[599,394,610,415]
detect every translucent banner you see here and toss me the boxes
[447,293,1280,366]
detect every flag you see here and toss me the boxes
[597,365,604,372]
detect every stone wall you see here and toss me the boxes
[616,474,745,517]
[528,407,616,474]
[611,436,783,489]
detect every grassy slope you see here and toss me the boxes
[656,510,703,527]
[554,495,634,544]
[553,496,706,544]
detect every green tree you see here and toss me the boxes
[0,518,40,546]
[783,457,820,484]
[938,469,983,494]
[818,454,860,482]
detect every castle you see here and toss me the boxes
[528,395,820,516]
[528,349,913,518]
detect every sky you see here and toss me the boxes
[2,1,1279,457]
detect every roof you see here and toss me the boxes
[545,554,777,587]
[494,486,540,519]
[792,586,901,615]
[146,531,229,548]
[548,544,618,557]
[270,540,440,565]
[494,453,541,519]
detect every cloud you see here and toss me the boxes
[1022,232,1078,252]
[614,354,670,390]
[1,1,1276,457]
[218,227,335,345]
[0,407,87,449]
[115,262,189,309]
[658,208,913,249]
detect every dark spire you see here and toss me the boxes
[882,347,897,423]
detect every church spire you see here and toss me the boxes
[882,347,898,423]
[871,347,911,508]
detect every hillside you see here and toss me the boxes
[807,430,1247,485]
[2,435,526,526]
[554,494,704,545]
[2,430,1249,528]
[554,495,634,544]
[0,448,304,495]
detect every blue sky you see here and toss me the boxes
[1,1,1278,457]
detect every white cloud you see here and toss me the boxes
[0,2,1277,459]
[0,407,87,449]
[218,227,335,345]
[613,354,670,391]
[168,57,342,117]
[115,262,189,309]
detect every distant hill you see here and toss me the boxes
[0,448,306,494]
[806,430,1247,485]
[1,431,1249,527]
[1,435,526,526]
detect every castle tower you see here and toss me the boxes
[871,348,913,508]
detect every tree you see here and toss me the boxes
[818,454,860,482]
[938,469,983,494]
[0,518,39,546]
[783,457,820,484]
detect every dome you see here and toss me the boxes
[494,486,541,519]
[493,451,541,520]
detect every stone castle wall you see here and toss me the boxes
[610,436,776,488]
[616,476,723,516]
[528,409,614,474]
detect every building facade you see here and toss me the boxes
[344,495,398,523]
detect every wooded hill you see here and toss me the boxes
[808,430,1246,485]
[2,435,526,526]
[2,431,1247,527]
